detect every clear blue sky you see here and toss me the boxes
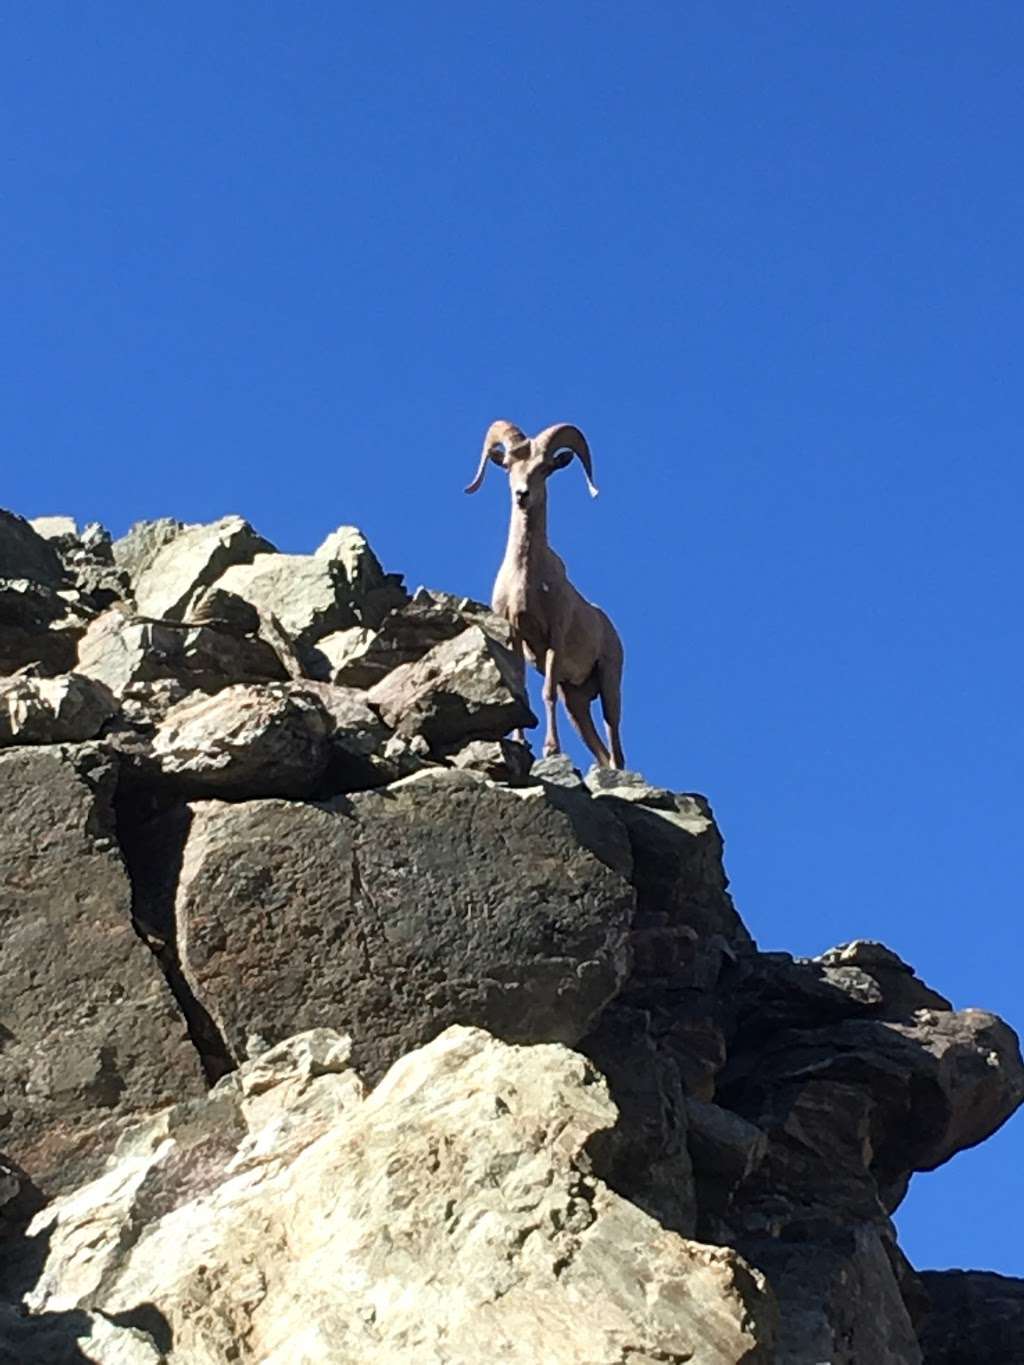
[3,3,1021,1275]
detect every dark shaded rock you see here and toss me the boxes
[918,1269,1024,1365]
[134,516,276,621]
[0,674,117,746]
[367,625,536,750]
[0,510,65,587]
[580,1003,697,1235]
[720,1008,1024,1227]
[182,585,261,635]
[0,744,206,1194]
[739,1225,922,1365]
[687,1098,768,1225]
[175,770,635,1084]
[0,580,89,676]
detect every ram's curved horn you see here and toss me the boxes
[465,420,528,494]
[534,423,598,497]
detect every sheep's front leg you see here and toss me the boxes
[542,647,561,757]
[509,628,528,744]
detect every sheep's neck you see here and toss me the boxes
[505,501,548,576]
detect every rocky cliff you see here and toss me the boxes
[0,508,1021,1364]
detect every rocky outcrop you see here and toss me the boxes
[0,744,206,1195]
[172,770,634,1082]
[133,516,276,621]
[21,1027,777,1365]
[0,503,1020,1363]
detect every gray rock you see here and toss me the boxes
[175,776,635,1084]
[0,673,117,746]
[367,624,535,750]
[447,737,534,784]
[134,516,276,621]
[531,752,584,788]
[314,524,408,627]
[76,606,290,697]
[411,585,513,644]
[214,553,362,657]
[0,508,66,587]
[312,588,511,688]
[918,1269,1024,1365]
[111,516,185,587]
[149,683,332,798]
[0,744,206,1194]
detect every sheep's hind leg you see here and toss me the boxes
[597,661,625,770]
[561,682,612,768]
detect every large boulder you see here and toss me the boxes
[367,624,535,750]
[0,745,206,1194]
[75,606,290,698]
[174,770,634,1083]
[22,1027,777,1364]
[0,509,65,587]
[148,683,332,798]
[133,516,275,621]
[136,681,397,800]
[719,1005,1024,1224]
[0,673,117,746]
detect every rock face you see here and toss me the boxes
[174,771,635,1082]
[22,1027,777,1365]
[0,744,206,1194]
[917,1269,1024,1364]
[0,504,1021,1363]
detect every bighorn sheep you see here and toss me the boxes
[465,420,625,769]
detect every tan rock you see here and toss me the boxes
[26,1027,776,1364]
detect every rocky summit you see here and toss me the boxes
[0,507,1021,1365]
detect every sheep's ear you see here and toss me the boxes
[547,449,575,471]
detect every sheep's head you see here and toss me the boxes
[464,421,599,507]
